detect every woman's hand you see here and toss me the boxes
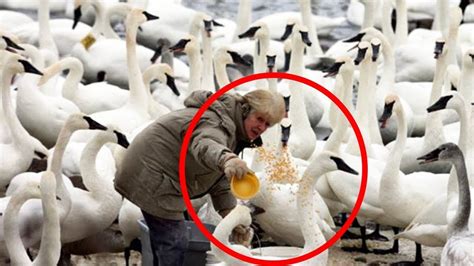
[224,157,250,179]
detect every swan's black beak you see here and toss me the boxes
[281,122,291,147]
[426,95,452,113]
[322,61,344,78]
[143,11,159,21]
[212,19,223,27]
[204,19,213,33]
[343,32,365,43]
[300,31,312,46]
[169,39,190,53]
[283,51,291,71]
[83,116,108,130]
[354,47,368,65]
[469,53,474,63]
[379,101,395,129]
[266,55,276,71]
[451,83,457,91]
[280,23,294,41]
[238,26,260,39]
[283,95,290,113]
[165,73,180,96]
[34,151,47,160]
[114,130,130,148]
[417,147,442,164]
[73,6,82,29]
[371,43,380,62]
[97,71,107,82]
[2,36,24,51]
[150,45,162,63]
[330,156,359,175]
[19,60,43,75]
[434,41,445,59]
[228,51,251,66]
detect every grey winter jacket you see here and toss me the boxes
[114,91,257,220]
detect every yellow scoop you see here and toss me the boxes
[231,172,260,200]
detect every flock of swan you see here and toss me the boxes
[0,0,473,265]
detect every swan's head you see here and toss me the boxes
[280,17,298,41]
[354,41,370,65]
[238,21,268,40]
[126,8,159,28]
[462,48,474,66]
[1,35,24,51]
[449,6,463,29]
[72,0,84,29]
[38,57,83,86]
[434,39,446,59]
[417,142,461,165]
[266,53,276,71]
[170,36,197,54]
[143,63,180,96]
[310,151,359,175]
[322,56,353,77]
[66,114,108,132]
[427,93,466,113]
[379,94,400,128]
[215,47,251,67]
[370,38,381,62]
[292,24,311,47]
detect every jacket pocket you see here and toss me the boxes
[138,167,165,196]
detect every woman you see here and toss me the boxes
[115,89,286,265]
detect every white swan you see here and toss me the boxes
[4,171,60,266]
[142,63,179,118]
[39,57,129,114]
[417,143,474,266]
[213,152,358,265]
[0,53,48,193]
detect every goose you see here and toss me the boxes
[38,57,129,114]
[0,113,108,258]
[417,143,474,266]
[0,53,49,194]
[212,152,358,265]
[72,8,158,143]
[393,92,473,248]
[3,171,60,266]
[71,6,157,89]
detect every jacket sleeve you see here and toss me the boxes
[209,176,237,212]
[189,119,235,171]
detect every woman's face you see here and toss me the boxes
[244,112,270,141]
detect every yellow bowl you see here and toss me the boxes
[231,172,260,200]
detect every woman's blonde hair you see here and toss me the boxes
[242,89,286,126]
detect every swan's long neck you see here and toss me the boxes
[372,31,395,95]
[48,127,73,218]
[381,0,396,44]
[299,0,323,55]
[201,28,215,91]
[126,16,149,109]
[362,0,376,29]
[445,8,460,66]
[34,173,61,266]
[62,59,84,101]
[448,152,471,236]
[232,0,252,42]
[38,0,59,66]
[4,193,38,265]
[447,97,470,198]
[297,165,327,252]
[255,37,270,89]
[381,103,406,196]
[214,57,230,88]
[394,0,408,45]
[89,0,107,37]
[433,0,450,36]
[1,68,32,146]
[188,45,203,92]
[423,52,448,150]
[459,59,473,105]
[80,134,118,195]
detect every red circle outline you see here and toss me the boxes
[179,72,368,265]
